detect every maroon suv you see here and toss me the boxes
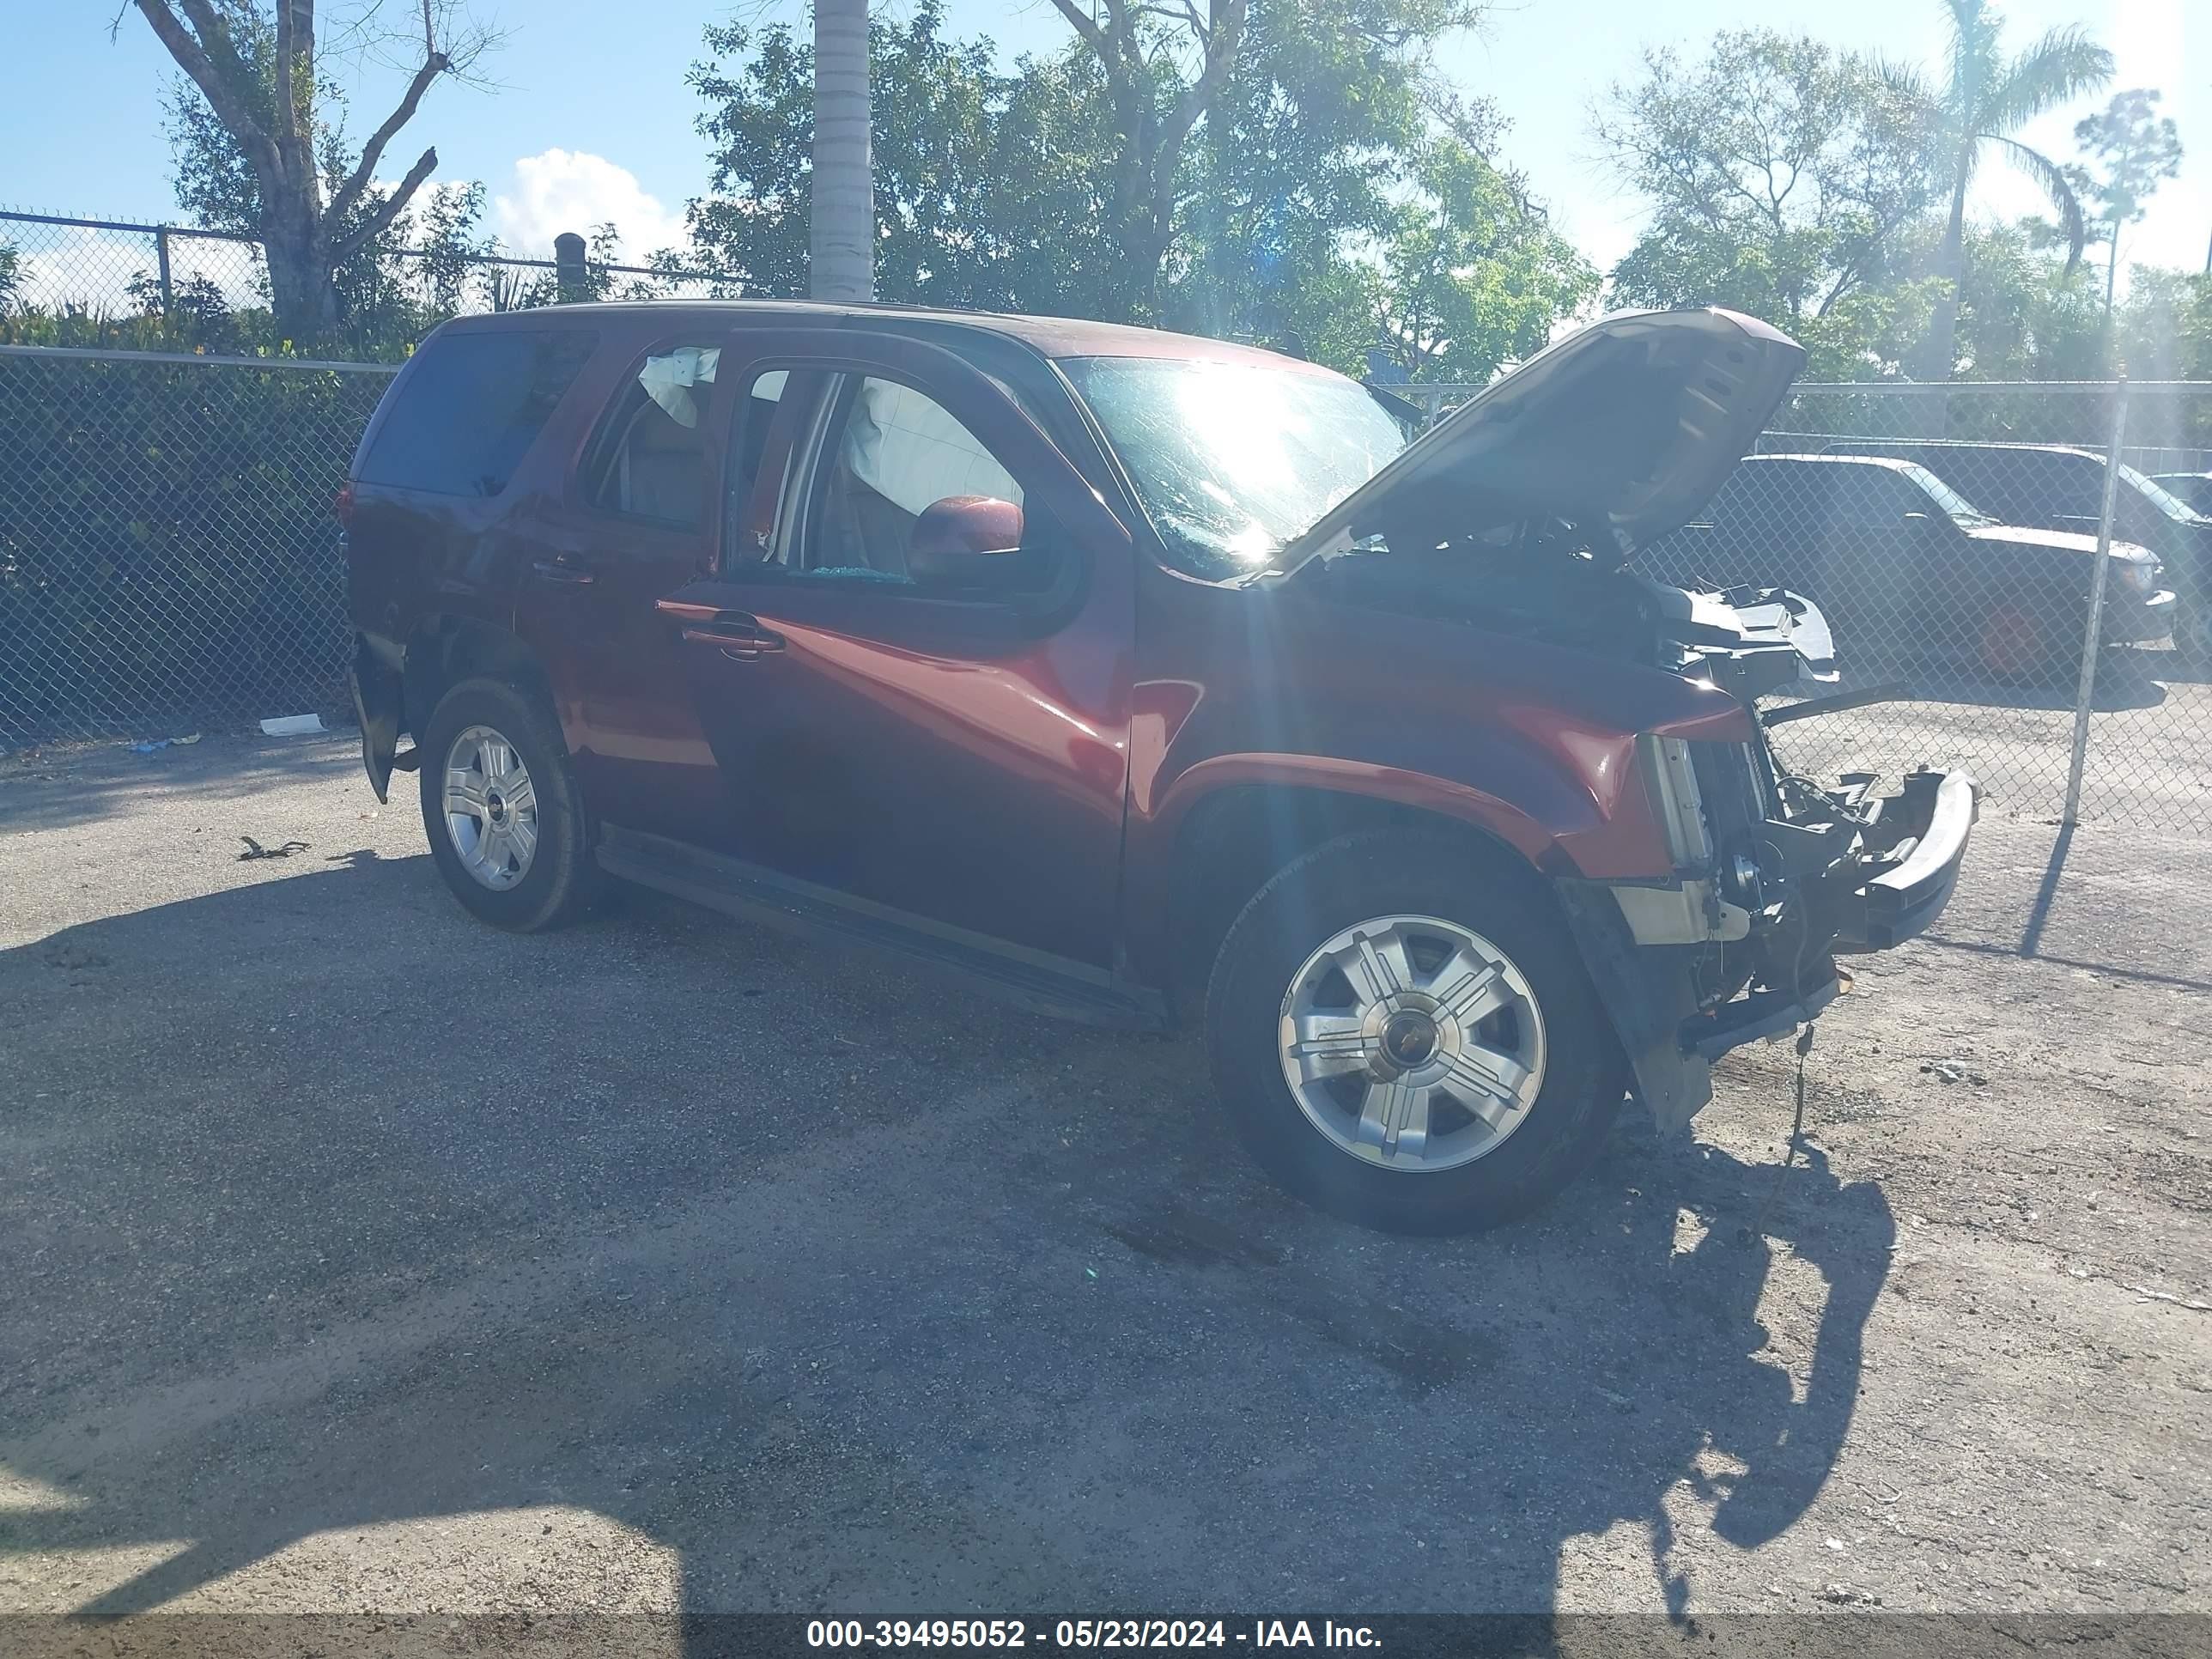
[344,302,1975,1232]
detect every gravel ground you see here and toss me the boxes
[1764,646,2212,832]
[2,733,2208,1635]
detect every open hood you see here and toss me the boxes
[1273,308,1806,578]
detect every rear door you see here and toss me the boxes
[653,329,1138,968]
[514,334,734,831]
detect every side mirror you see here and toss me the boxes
[908,495,1025,587]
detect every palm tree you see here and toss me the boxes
[1882,0,2112,379]
[811,0,875,301]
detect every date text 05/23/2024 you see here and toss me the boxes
[806,1620,1382,1650]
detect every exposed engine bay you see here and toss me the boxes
[1291,521,1978,1133]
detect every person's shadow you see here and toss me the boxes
[0,859,1893,1637]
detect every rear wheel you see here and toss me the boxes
[418,677,594,931]
[1205,830,1626,1234]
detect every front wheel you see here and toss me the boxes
[1204,830,1626,1234]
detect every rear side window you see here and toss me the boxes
[357,329,596,497]
[584,343,723,526]
[1714,464,1817,535]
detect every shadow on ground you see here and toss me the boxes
[0,734,361,836]
[0,855,1893,1628]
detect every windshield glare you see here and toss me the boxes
[1062,356,1410,580]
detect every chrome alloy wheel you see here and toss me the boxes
[1276,915,1547,1172]
[442,724,538,891]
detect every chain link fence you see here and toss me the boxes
[5,335,2212,835]
[1648,383,2212,831]
[0,346,395,745]
[0,209,738,357]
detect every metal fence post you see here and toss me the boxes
[555,231,587,304]
[2063,375,2130,827]
[155,226,174,317]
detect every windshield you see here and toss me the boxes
[1899,461,2000,527]
[2122,463,2203,524]
[1061,356,1410,580]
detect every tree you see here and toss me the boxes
[1365,142,1597,381]
[673,0,1592,377]
[1044,0,1250,321]
[127,0,496,343]
[1172,0,1493,346]
[2070,89,2184,322]
[680,6,1113,313]
[811,0,873,301]
[1594,31,1936,325]
[1877,0,2111,379]
[1049,0,1494,324]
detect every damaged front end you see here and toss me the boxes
[1559,587,1978,1134]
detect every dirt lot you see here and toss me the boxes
[1764,646,2212,832]
[2,733,2208,1634]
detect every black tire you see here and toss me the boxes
[417,676,595,932]
[1204,830,1626,1235]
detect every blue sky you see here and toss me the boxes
[6,0,2205,293]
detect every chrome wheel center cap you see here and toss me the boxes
[1380,1010,1439,1070]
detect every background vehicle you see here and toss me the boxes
[2152,471,2212,517]
[1644,453,2172,682]
[344,306,1972,1234]
[1822,440,2209,663]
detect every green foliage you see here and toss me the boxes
[0,355,390,739]
[2074,90,2185,238]
[681,5,1121,313]
[1364,143,1598,382]
[2113,269,2212,382]
[678,0,1589,380]
[1886,1,2112,262]
[1597,30,1936,323]
[1588,5,2205,384]
[2069,89,2184,314]
[0,242,20,311]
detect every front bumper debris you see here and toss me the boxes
[1562,766,1978,1136]
[1832,769,1978,951]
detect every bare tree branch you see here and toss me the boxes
[325,27,452,230]
[1045,0,1109,59]
[333,145,438,262]
[134,0,283,182]
[1147,0,1249,240]
[273,0,303,178]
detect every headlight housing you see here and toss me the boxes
[2113,553,2160,598]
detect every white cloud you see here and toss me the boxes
[491,149,689,266]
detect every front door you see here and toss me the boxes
[655,331,1137,969]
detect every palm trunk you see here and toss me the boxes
[1922,169,1970,380]
[811,0,874,303]
[1913,165,1972,436]
[2103,226,2120,321]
